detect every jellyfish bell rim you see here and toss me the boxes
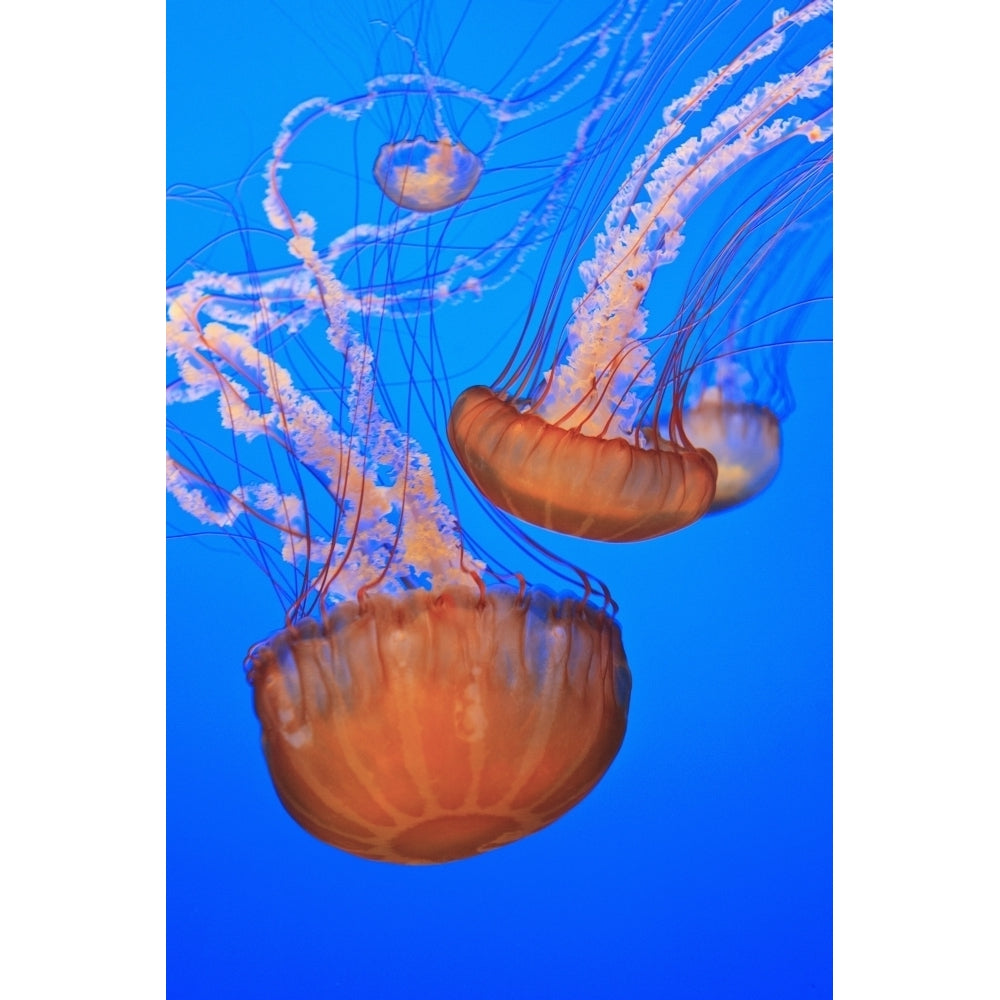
[447,385,718,543]
[247,583,631,865]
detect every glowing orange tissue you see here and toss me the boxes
[448,386,716,542]
[249,586,630,864]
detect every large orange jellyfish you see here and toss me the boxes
[448,0,833,541]
[246,585,628,863]
[166,39,641,860]
[167,277,630,864]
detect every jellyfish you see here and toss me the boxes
[679,198,832,512]
[167,268,630,865]
[166,51,638,862]
[447,0,833,541]
[236,0,671,319]
[373,135,483,212]
[682,389,782,512]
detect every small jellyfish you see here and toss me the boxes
[682,388,782,512]
[252,0,663,314]
[374,135,483,212]
[448,0,833,541]
[677,189,833,513]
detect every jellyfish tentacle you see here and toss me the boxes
[449,1,831,541]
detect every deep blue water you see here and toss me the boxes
[167,2,832,996]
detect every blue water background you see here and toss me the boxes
[167,2,832,996]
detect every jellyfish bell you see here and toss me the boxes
[448,385,717,542]
[248,584,630,864]
[681,388,781,512]
[447,0,832,542]
[373,135,483,213]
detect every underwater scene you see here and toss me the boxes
[167,0,832,996]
